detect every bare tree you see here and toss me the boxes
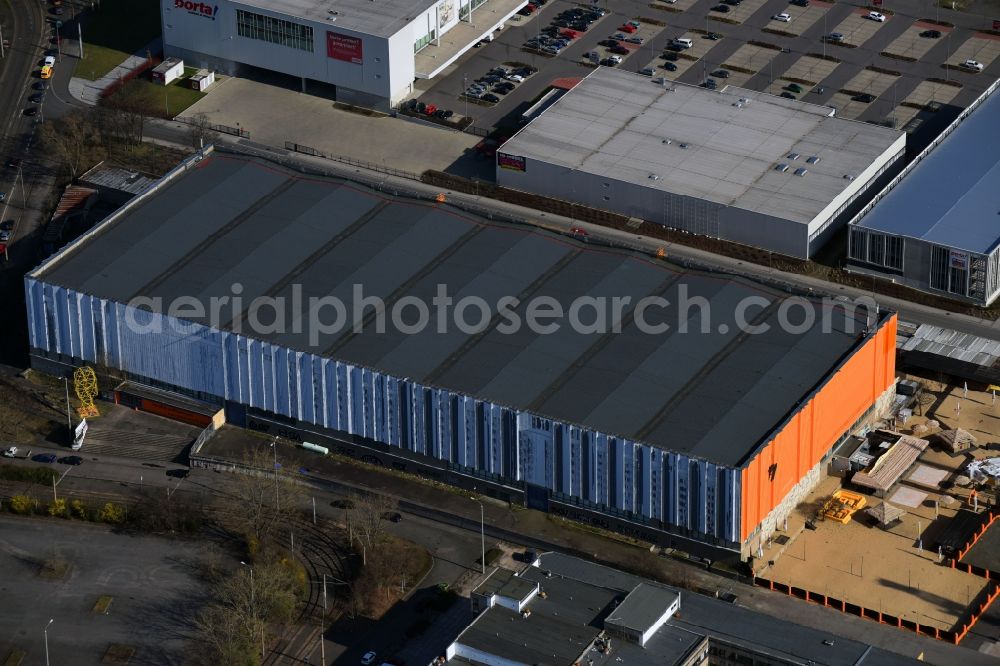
[100,80,155,148]
[186,112,218,149]
[345,492,396,552]
[38,110,105,179]
[228,445,305,549]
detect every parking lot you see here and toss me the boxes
[381,0,998,156]
[0,515,213,665]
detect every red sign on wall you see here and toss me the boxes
[327,31,363,64]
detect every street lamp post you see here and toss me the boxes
[241,562,265,659]
[270,438,279,512]
[471,497,485,574]
[44,619,54,666]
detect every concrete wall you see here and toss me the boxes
[496,159,811,259]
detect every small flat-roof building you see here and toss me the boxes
[496,68,904,259]
[161,0,526,109]
[848,80,1000,305]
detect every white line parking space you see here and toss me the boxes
[827,9,891,48]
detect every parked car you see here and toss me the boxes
[825,32,844,42]
[59,456,83,466]
[618,24,636,33]
[790,0,809,5]
[0,230,11,242]
[2,447,17,458]
[852,93,876,102]
[639,67,655,76]
[599,58,617,66]
[609,44,629,55]
[704,32,721,40]
[625,36,644,44]
[29,93,44,103]
[0,220,13,231]
[723,0,742,5]
[920,29,941,38]
[33,453,57,463]
[481,93,501,103]
[961,59,984,71]
[780,91,796,99]
[711,69,730,78]
[607,54,622,64]
[569,226,589,240]
[772,12,791,22]
[866,11,885,22]
[361,652,378,666]
[661,61,678,71]
[43,55,56,67]
[712,4,731,12]
[23,107,38,117]
[661,52,679,61]
[672,38,693,49]
[506,73,524,82]
[786,83,804,93]
[32,81,48,91]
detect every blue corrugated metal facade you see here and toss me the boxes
[25,277,742,546]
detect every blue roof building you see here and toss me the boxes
[848,79,1000,306]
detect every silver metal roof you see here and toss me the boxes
[605,583,678,633]
[34,153,881,467]
[78,164,159,197]
[900,324,1000,368]
[855,82,1000,255]
[500,68,903,226]
[234,0,435,38]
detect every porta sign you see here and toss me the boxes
[497,153,526,171]
[174,0,218,19]
[327,31,363,64]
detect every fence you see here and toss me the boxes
[951,507,999,561]
[755,573,1000,645]
[284,142,421,181]
[174,116,250,138]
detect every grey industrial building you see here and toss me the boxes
[25,148,898,558]
[847,79,1000,306]
[445,553,922,666]
[495,68,905,259]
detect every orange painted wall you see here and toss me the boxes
[739,315,897,541]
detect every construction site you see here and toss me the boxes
[753,376,1000,648]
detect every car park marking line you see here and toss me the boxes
[826,11,889,48]
[945,32,1000,71]
[765,1,834,38]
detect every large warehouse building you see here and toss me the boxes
[496,68,905,260]
[161,0,525,109]
[26,149,897,558]
[848,80,1000,306]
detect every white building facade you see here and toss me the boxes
[162,0,523,109]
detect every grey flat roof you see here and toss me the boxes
[79,164,158,197]
[234,0,435,38]
[605,583,677,633]
[501,68,902,226]
[535,554,925,666]
[855,85,1000,255]
[34,153,878,467]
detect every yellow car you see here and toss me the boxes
[40,65,53,79]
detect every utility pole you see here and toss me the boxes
[44,619,54,666]
[78,23,84,60]
[271,438,280,512]
[64,378,72,440]
[471,497,485,574]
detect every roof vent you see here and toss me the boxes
[843,174,855,181]
[739,97,750,104]
[679,143,688,149]
[733,102,743,108]
[806,155,820,164]
[648,174,661,180]
[661,138,672,144]
[787,152,800,160]
[775,164,789,173]
[794,167,808,177]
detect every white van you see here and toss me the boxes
[673,38,693,49]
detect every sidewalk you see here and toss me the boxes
[66,37,162,106]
